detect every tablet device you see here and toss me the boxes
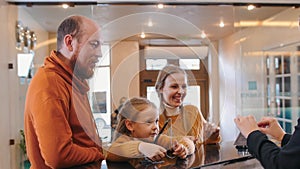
[234,132,248,151]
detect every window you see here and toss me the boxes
[17,53,34,78]
[88,44,111,142]
[146,59,167,70]
[179,59,200,70]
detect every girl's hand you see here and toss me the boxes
[138,142,166,161]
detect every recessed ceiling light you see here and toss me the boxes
[247,5,255,11]
[148,20,153,27]
[62,4,69,9]
[157,4,164,9]
[201,31,206,39]
[219,21,225,28]
[140,32,146,38]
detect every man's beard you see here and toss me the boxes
[71,52,94,80]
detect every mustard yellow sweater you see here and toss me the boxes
[159,105,221,144]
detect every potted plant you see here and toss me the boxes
[20,129,30,169]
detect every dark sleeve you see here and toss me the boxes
[247,118,300,169]
[281,134,291,146]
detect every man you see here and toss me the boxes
[24,15,104,168]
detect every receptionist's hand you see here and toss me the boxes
[234,115,260,138]
[257,117,286,141]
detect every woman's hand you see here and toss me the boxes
[204,122,221,144]
[172,142,188,159]
[186,136,198,144]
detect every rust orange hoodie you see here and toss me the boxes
[24,51,104,169]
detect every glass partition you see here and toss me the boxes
[17,3,300,143]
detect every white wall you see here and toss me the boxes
[208,41,220,125]
[0,2,19,169]
[0,2,49,168]
[110,41,140,109]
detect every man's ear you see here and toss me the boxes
[64,34,73,51]
[159,87,163,94]
[125,119,134,132]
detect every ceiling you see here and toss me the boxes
[18,4,293,44]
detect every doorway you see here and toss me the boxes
[139,46,209,119]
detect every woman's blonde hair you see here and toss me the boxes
[154,64,187,109]
[113,97,157,141]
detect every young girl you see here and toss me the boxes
[106,97,195,167]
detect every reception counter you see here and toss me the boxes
[70,141,263,169]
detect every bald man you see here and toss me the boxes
[24,15,104,168]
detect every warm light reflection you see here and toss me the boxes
[234,21,298,27]
[234,37,247,44]
[35,38,56,50]
[243,51,300,57]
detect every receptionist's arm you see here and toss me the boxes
[235,116,300,169]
